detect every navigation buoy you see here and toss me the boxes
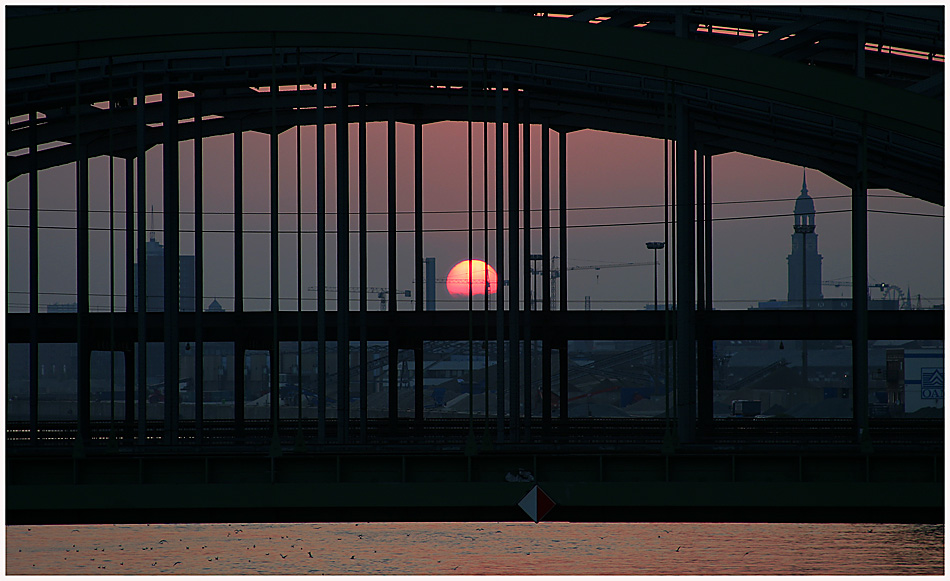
[518,485,555,523]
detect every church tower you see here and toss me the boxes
[787,170,823,306]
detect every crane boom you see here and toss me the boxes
[548,257,657,309]
[566,261,656,271]
[305,286,412,310]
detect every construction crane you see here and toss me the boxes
[306,286,412,311]
[821,280,906,306]
[549,257,657,310]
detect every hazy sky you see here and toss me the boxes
[5,120,944,313]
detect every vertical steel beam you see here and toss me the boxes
[107,60,116,443]
[233,127,245,434]
[413,122,424,429]
[194,88,204,443]
[136,73,147,444]
[78,147,90,445]
[705,154,713,311]
[270,53,280,436]
[696,149,713,435]
[387,114,398,430]
[336,79,350,444]
[557,130,568,423]
[508,88,520,441]
[522,93,532,438]
[695,151,705,312]
[853,125,870,446]
[29,111,38,441]
[540,122,551,436]
[558,131,567,311]
[466,60,475,443]
[494,79,505,441]
[162,81,180,444]
[415,123,424,315]
[294,53,304,445]
[358,89,368,443]
[124,347,135,441]
[125,158,135,440]
[126,157,135,313]
[316,70,327,445]
[74,58,90,447]
[675,101,696,444]
[482,77,491,441]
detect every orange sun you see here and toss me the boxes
[446,260,498,297]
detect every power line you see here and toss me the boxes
[10,207,942,236]
[3,192,920,216]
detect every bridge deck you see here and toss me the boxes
[8,418,942,525]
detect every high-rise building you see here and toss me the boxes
[786,171,823,306]
[133,233,196,312]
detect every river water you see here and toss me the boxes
[6,521,944,575]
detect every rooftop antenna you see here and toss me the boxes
[149,204,156,242]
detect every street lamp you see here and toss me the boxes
[645,242,665,311]
[646,241,667,413]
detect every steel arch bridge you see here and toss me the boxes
[5,6,944,524]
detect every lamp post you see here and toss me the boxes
[646,242,665,311]
[646,241,666,397]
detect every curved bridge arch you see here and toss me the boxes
[6,6,943,202]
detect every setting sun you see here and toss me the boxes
[446,260,498,296]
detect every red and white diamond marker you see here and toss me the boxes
[518,485,555,523]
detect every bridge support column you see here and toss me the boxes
[337,80,350,444]
[557,129,568,426]
[233,126,245,438]
[358,89,368,444]
[77,146,90,447]
[540,121,552,438]
[413,122,424,431]
[315,70,327,445]
[675,101,696,444]
[136,73,147,445]
[29,111,38,443]
[414,343,424,430]
[853,126,870,448]
[508,87,520,442]
[696,149,714,437]
[387,113,397,432]
[269,55,280,445]
[522,92,532,440]
[122,347,134,442]
[495,78,505,442]
[194,90,204,445]
[163,81,180,445]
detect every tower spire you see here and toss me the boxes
[801,168,808,196]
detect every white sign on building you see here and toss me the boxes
[904,350,944,412]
